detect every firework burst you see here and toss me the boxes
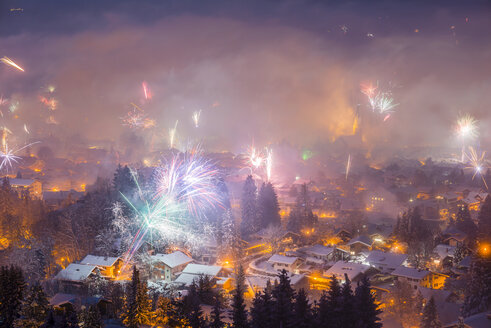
[464,146,489,190]
[0,141,41,172]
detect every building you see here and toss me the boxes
[174,263,232,290]
[365,250,408,273]
[246,274,308,296]
[267,254,302,273]
[324,261,371,283]
[346,235,373,255]
[300,244,349,263]
[391,266,448,290]
[150,251,193,281]
[7,178,42,199]
[55,263,99,292]
[79,255,122,279]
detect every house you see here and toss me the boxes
[334,228,352,242]
[7,178,42,199]
[324,261,371,283]
[55,264,98,282]
[150,251,193,281]
[267,254,302,273]
[391,266,448,290]
[55,264,99,293]
[300,244,349,263]
[79,255,122,278]
[246,274,308,296]
[433,244,456,263]
[174,263,232,289]
[50,293,111,316]
[365,250,408,273]
[442,226,468,247]
[346,235,373,255]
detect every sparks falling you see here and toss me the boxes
[1,56,25,72]
[248,146,263,169]
[192,110,202,128]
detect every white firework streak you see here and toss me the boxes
[192,110,201,128]
[464,146,489,190]
[0,142,40,172]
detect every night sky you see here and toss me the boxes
[1,0,490,157]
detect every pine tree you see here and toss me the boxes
[257,182,281,229]
[0,265,26,328]
[232,265,249,328]
[13,282,49,328]
[60,306,79,328]
[292,289,313,328]
[453,243,469,265]
[315,291,330,328]
[420,296,442,328]
[477,195,491,238]
[79,305,103,328]
[326,275,343,328]
[113,164,136,196]
[136,277,153,324]
[241,175,258,237]
[250,292,265,328]
[354,275,382,328]
[462,255,491,316]
[122,266,139,328]
[210,295,225,328]
[455,205,477,239]
[340,274,356,328]
[287,184,317,234]
[272,269,295,328]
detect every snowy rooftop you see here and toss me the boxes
[268,254,299,265]
[246,274,305,290]
[365,250,408,268]
[303,244,335,257]
[391,266,430,280]
[80,255,120,267]
[324,261,370,281]
[174,273,199,286]
[182,263,222,277]
[55,264,97,281]
[434,244,456,260]
[346,235,373,247]
[151,251,193,268]
[9,178,35,187]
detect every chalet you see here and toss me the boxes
[324,261,371,283]
[391,266,448,290]
[442,226,468,247]
[300,244,349,263]
[365,250,408,273]
[150,251,193,281]
[346,235,373,255]
[50,293,111,316]
[267,254,302,273]
[334,228,352,242]
[79,255,122,278]
[55,264,99,293]
[174,263,232,290]
[444,312,491,328]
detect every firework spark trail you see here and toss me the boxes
[142,82,151,100]
[1,56,24,72]
[119,149,223,268]
[464,146,489,190]
[0,141,41,172]
[265,148,273,181]
[39,96,58,111]
[192,110,202,128]
[169,120,178,149]
[345,154,351,181]
[23,124,29,134]
[121,108,155,129]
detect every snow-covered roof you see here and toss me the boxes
[303,244,335,257]
[268,254,299,265]
[434,244,456,260]
[365,250,408,268]
[246,273,305,290]
[9,178,35,187]
[174,273,199,286]
[55,264,97,281]
[391,266,430,280]
[305,257,324,265]
[324,261,370,281]
[346,235,373,247]
[182,263,222,277]
[80,255,120,267]
[151,251,193,268]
